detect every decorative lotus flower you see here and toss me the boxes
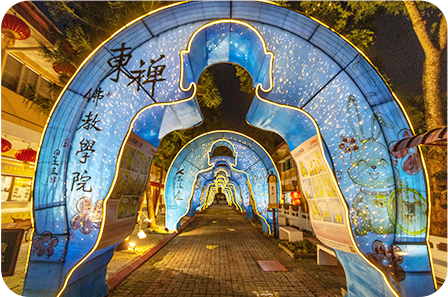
[366,240,405,283]
[32,231,58,259]
[338,135,358,154]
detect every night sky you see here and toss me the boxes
[368,12,447,98]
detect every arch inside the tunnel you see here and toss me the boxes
[165,131,280,234]
[25,2,435,297]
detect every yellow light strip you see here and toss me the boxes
[55,83,201,297]
[231,165,272,235]
[228,183,243,211]
[249,93,399,297]
[419,145,438,290]
[199,183,213,211]
[29,2,191,293]
[172,165,214,229]
[179,19,274,94]
[164,129,280,235]
[207,139,239,167]
[39,2,427,295]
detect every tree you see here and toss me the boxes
[348,0,448,130]
[285,1,384,51]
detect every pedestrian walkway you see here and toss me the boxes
[1,212,190,296]
[108,205,347,297]
[2,205,347,296]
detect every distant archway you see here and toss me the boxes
[26,2,434,297]
[164,131,280,234]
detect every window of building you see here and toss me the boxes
[20,66,39,95]
[1,175,32,202]
[38,77,52,100]
[281,158,296,172]
[1,54,22,91]
[1,53,55,101]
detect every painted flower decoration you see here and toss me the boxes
[338,135,358,154]
[70,197,103,234]
[390,130,422,176]
[32,231,58,258]
[366,240,405,283]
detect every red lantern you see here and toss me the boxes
[1,138,12,153]
[290,191,301,205]
[15,148,37,162]
[290,191,300,199]
[2,14,30,42]
[53,62,77,76]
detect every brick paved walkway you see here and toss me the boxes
[108,205,347,297]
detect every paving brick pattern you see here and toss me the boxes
[109,205,347,297]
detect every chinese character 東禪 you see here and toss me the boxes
[127,59,146,92]
[107,42,133,83]
[143,55,166,97]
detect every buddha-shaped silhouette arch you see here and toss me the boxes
[165,131,280,234]
[25,2,434,297]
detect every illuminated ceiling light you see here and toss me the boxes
[1,138,12,153]
[1,14,31,46]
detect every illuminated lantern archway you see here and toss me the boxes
[25,2,435,297]
[164,131,280,234]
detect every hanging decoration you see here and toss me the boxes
[1,138,12,153]
[14,148,37,162]
[290,191,301,205]
[53,62,77,76]
[279,193,285,204]
[1,14,30,46]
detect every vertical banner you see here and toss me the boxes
[96,132,156,250]
[268,174,278,205]
[291,135,355,253]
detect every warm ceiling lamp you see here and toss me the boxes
[15,148,37,162]
[1,14,31,46]
[1,138,12,153]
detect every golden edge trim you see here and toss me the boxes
[205,186,217,209]
[207,139,239,166]
[55,86,198,297]
[199,183,213,211]
[228,183,242,211]
[179,19,274,94]
[166,129,280,235]
[261,0,434,288]
[29,0,190,288]
[251,90,399,297]
[231,165,272,235]
[171,165,214,230]
[223,187,234,209]
[419,145,437,290]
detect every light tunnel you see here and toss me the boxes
[26,1,435,297]
[164,131,280,234]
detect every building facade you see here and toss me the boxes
[1,2,63,225]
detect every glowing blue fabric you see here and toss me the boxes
[26,2,434,297]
